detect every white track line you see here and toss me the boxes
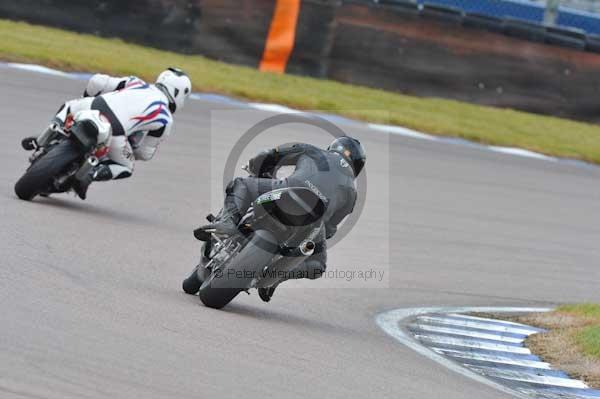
[468,365,589,389]
[367,123,436,140]
[417,315,540,335]
[247,103,302,114]
[487,146,557,161]
[376,307,552,399]
[414,334,533,354]
[410,323,526,343]
[6,62,70,77]
[431,348,551,369]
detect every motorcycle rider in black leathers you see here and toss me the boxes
[194,136,366,302]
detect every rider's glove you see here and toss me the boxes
[248,149,277,177]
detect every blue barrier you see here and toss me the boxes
[558,7,600,34]
[416,0,545,22]
[418,0,600,34]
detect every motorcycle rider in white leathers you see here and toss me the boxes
[23,68,192,199]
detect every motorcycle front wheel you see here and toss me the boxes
[182,268,203,295]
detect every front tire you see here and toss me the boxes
[15,140,81,201]
[182,269,203,295]
[199,230,278,309]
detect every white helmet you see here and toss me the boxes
[156,67,192,113]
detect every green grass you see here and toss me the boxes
[580,327,600,359]
[1,19,600,163]
[558,304,600,319]
[558,304,600,360]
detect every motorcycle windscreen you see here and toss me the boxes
[255,187,326,227]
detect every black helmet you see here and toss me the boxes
[327,136,366,177]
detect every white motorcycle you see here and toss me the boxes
[15,110,112,201]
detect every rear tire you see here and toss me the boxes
[182,243,212,295]
[199,230,277,309]
[15,140,81,201]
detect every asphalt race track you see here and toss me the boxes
[1,67,599,399]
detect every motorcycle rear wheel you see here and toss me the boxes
[15,140,81,201]
[198,230,277,309]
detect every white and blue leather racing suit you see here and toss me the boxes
[50,74,174,180]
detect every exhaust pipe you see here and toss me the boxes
[87,156,100,167]
[300,241,315,256]
[75,155,99,181]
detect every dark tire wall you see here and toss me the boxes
[330,2,600,122]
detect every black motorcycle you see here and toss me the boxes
[182,180,326,309]
[15,110,112,201]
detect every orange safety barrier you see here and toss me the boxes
[259,0,301,73]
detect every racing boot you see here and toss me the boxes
[21,137,38,151]
[25,102,76,151]
[258,257,326,302]
[194,209,241,241]
[194,194,244,241]
[36,119,67,148]
[22,122,61,151]
[258,283,279,303]
[72,174,92,200]
[72,164,112,200]
[194,178,252,241]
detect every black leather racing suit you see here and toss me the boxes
[224,143,357,280]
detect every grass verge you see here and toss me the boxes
[512,304,600,388]
[1,19,600,163]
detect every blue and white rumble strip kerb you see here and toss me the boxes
[0,62,597,171]
[376,307,600,399]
